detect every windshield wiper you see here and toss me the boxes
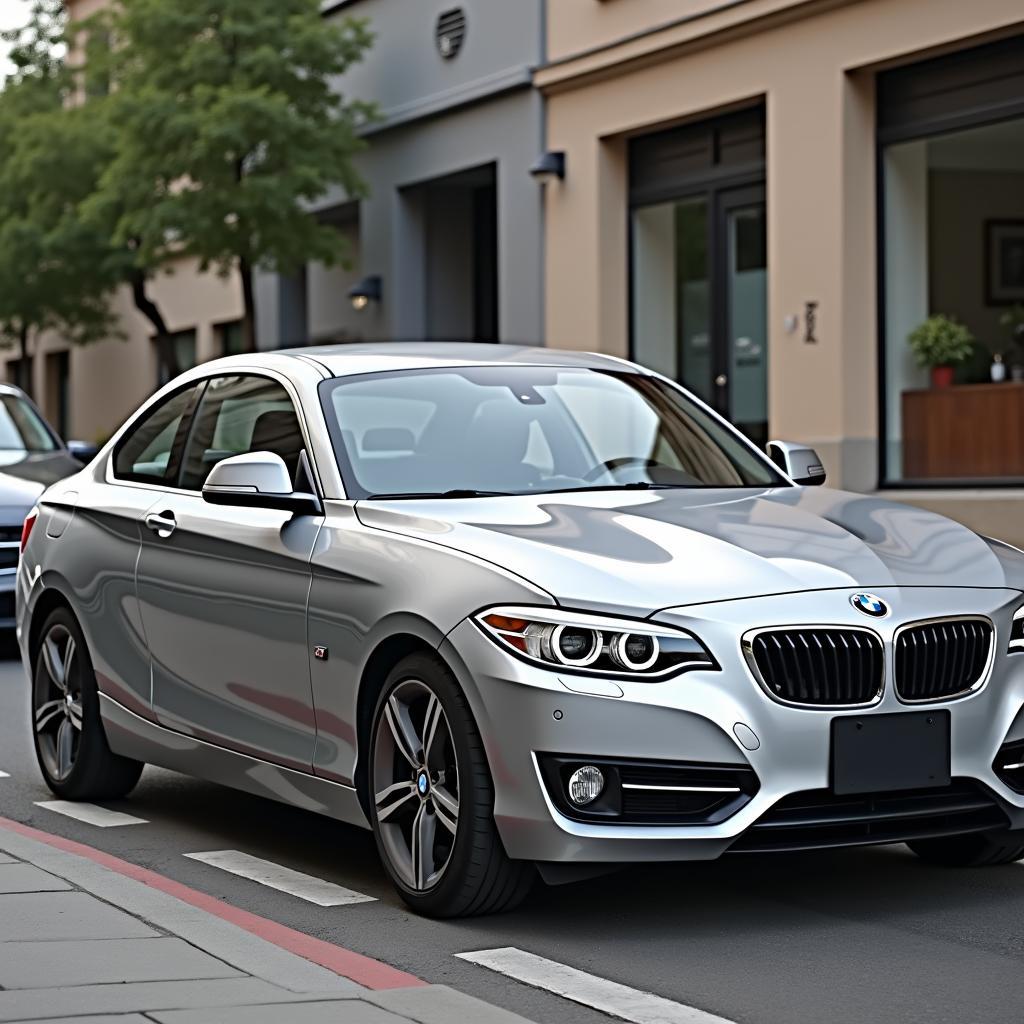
[538,482,682,495]
[364,489,515,500]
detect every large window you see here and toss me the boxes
[880,36,1024,484]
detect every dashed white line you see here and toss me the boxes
[455,947,736,1024]
[0,770,9,778]
[183,850,377,907]
[34,801,148,827]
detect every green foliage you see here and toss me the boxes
[2,0,65,88]
[0,1,122,391]
[85,0,375,347]
[0,0,375,383]
[907,314,975,369]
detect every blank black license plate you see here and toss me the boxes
[831,710,950,796]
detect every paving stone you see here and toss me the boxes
[0,937,242,989]
[0,978,325,1022]
[0,863,71,894]
[0,892,158,942]
[151,1000,407,1024]
[368,985,538,1024]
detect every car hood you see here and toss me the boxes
[355,486,1024,613]
[0,452,80,526]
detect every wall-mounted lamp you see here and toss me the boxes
[529,150,565,184]
[348,274,382,311]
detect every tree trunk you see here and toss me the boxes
[130,269,179,383]
[16,324,32,399]
[240,257,257,352]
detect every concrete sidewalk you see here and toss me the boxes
[0,821,533,1024]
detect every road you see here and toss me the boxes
[3,646,1024,1024]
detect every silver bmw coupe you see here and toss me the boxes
[16,343,1024,916]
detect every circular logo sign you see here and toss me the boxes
[416,771,430,796]
[850,593,888,618]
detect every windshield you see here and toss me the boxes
[0,394,58,453]
[319,366,787,499]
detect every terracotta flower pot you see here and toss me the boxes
[931,365,955,389]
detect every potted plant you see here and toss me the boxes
[908,315,975,388]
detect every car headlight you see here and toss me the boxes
[474,606,716,679]
[1009,606,1024,653]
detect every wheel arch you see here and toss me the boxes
[26,585,76,668]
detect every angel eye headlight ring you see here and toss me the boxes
[609,632,660,672]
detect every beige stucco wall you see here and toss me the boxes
[539,0,1024,540]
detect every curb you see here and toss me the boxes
[0,814,425,992]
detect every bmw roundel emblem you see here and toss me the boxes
[851,593,888,618]
[417,771,430,796]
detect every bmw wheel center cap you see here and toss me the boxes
[417,770,430,797]
[851,593,888,617]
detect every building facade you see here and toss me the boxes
[260,0,546,352]
[538,0,1024,542]
[7,0,546,443]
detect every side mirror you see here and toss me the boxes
[202,451,321,515]
[67,440,101,465]
[767,440,826,486]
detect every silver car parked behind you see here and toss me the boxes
[17,343,1024,917]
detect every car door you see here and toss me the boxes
[136,373,322,771]
[62,382,204,718]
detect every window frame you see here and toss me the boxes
[177,373,312,493]
[109,370,325,499]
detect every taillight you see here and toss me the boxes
[20,508,38,554]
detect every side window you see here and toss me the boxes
[180,375,308,491]
[113,385,200,485]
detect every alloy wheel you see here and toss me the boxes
[372,678,460,892]
[34,624,83,782]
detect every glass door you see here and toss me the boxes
[631,184,767,443]
[718,186,768,445]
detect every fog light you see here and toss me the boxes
[568,765,604,806]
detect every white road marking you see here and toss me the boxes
[455,947,736,1024]
[35,800,148,827]
[183,850,377,907]
[0,770,9,778]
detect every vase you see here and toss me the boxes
[931,365,955,389]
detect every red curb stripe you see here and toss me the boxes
[0,815,426,991]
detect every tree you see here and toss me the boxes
[86,0,374,353]
[0,1,122,396]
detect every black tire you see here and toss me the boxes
[368,651,534,917]
[31,607,144,801]
[907,830,1024,867]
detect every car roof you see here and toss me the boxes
[277,341,643,379]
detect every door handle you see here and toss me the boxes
[145,512,177,538]
[715,374,728,387]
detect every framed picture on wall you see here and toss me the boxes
[986,220,1024,305]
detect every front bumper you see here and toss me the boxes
[442,587,1024,863]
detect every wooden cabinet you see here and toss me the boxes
[902,382,1024,480]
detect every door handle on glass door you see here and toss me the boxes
[715,374,728,387]
[145,512,177,538]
